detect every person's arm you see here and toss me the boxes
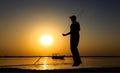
[62,32,71,36]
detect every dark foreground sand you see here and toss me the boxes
[0,67,120,73]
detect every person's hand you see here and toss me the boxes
[62,34,66,36]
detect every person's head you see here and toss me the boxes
[70,15,76,22]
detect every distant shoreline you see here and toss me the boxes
[0,56,120,58]
[0,67,120,73]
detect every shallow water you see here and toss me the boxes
[0,57,120,70]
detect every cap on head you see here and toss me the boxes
[70,15,76,20]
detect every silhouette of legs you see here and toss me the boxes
[70,36,82,66]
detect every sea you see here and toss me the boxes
[0,57,120,70]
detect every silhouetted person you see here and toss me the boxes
[62,15,82,66]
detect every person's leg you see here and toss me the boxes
[71,43,82,66]
[74,47,82,64]
[71,38,82,66]
[70,45,76,63]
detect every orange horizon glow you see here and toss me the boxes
[0,1,120,56]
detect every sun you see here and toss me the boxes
[40,35,53,46]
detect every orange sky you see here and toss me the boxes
[0,0,120,56]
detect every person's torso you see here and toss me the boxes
[70,22,80,35]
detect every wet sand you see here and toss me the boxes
[0,67,120,73]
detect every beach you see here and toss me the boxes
[1,57,120,73]
[0,67,120,73]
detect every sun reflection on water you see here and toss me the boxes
[43,57,47,70]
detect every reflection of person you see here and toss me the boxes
[62,15,82,66]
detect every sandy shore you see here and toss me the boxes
[0,67,120,73]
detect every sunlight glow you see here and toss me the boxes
[40,35,53,46]
[43,57,47,70]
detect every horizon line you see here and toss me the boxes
[0,56,120,58]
